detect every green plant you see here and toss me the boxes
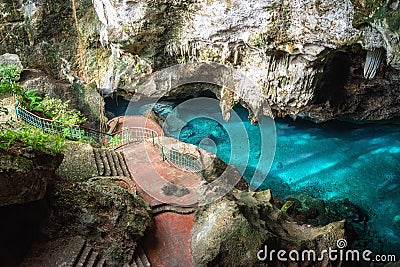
[21,89,42,110]
[351,0,385,26]
[29,95,86,125]
[372,1,400,34]
[133,61,144,74]
[0,65,86,152]
[0,125,66,155]
[60,126,86,139]
[110,134,122,148]
[281,200,294,213]
[0,65,86,126]
[0,65,23,95]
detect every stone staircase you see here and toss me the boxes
[20,236,105,267]
[93,149,130,177]
[129,248,151,267]
[73,242,104,267]
[20,236,151,267]
[151,203,197,215]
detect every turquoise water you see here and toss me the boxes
[106,96,400,258]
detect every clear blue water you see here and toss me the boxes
[106,96,400,258]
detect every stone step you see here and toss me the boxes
[95,255,106,267]
[20,235,109,267]
[94,148,131,179]
[137,248,151,267]
[105,150,118,176]
[100,149,111,176]
[152,203,197,215]
[135,255,144,267]
[75,244,93,267]
[86,251,100,267]
[117,151,130,177]
[111,150,125,176]
[93,149,104,176]
[20,236,87,267]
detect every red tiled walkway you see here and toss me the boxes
[114,116,201,266]
[123,141,201,207]
[143,213,195,267]
[119,116,201,207]
[110,115,164,136]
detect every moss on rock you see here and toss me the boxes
[0,143,63,206]
[46,177,152,266]
[56,142,98,181]
[351,0,386,26]
[192,189,355,267]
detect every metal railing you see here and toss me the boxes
[15,105,109,141]
[110,127,202,173]
[161,146,203,173]
[110,127,158,149]
[15,104,203,173]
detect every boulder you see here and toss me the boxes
[0,53,23,71]
[0,144,62,206]
[45,177,152,266]
[191,189,356,267]
[56,142,98,181]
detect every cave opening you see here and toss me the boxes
[0,200,49,267]
[313,51,351,107]
[104,85,221,119]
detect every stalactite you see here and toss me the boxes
[233,48,239,65]
[364,48,384,79]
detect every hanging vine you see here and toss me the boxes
[71,0,85,79]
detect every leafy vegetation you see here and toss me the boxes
[351,0,400,33]
[1,65,86,126]
[0,64,89,154]
[372,1,400,34]
[20,89,42,110]
[0,65,23,95]
[0,125,65,155]
[27,95,87,125]
[351,0,385,26]
[110,134,122,148]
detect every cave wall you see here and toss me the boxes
[1,0,399,122]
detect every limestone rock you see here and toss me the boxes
[191,189,355,267]
[91,0,400,122]
[45,177,152,266]
[0,144,63,206]
[56,142,98,181]
[0,53,23,71]
[1,0,399,122]
[15,140,152,266]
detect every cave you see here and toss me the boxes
[2,0,400,265]
[0,200,49,267]
[313,51,351,107]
